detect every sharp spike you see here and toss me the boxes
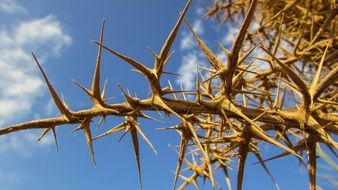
[101,79,108,100]
[216,40,230,57]
[162,71,181,76]
[93,122,127,141]
[139,112,164,123]
[272,74,282,109]
[72,79,93,98]
[130,127,142,189]
[237,138,250,190]
[179,84,187,101]
[117,84,138,106]
[254,153,281,190]
[95,41,153,78]
[72,125,83,134]
[168,80,178,100]
[133,123,157,154]
[225,0,258,96]
[38,127,59,151]
[81,118,96,165]
[184,19,223,70]
[96,115,106,129]
[38,128,50,142]
[238,40,263,65]
[172,136,188,190]
[118,129,130,143]
[262,47,311,107]
[32,53,72,119]
[252,141,306,166]
[310,40,331,90]
[313,64,338,100]
[152,95,184,120]
[261,0,297,26]
[51,127,59,151]
[91,19,106,102]
[195,64,201,103]
[156,0,192,74]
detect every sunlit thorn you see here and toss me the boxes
[81,118,96,165]
[38,127,59,151]
[32,52,72,120]
[91,19,106,104]
[155,0,192,76]
[72,79,92,98]
[93,122,127,141]
[184,18,223,70]
[96,116,106,129]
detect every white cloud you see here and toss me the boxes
[0,15,71,125]
[0,131,54,156]
[0,1,71,155]
[176,51,207,90]
[14,15,72,56]
[0,0,26,14]
[222,24,239,47]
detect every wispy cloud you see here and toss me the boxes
[0,0,26,14]
[0,15,72,126]
[222,24,239,47]
[176,51,207,90]
[0,131,54,156]
[0,1,71,154]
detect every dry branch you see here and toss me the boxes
[1,0,337,190]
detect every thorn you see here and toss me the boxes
[81,118,96,165]
[155,0,192,75]
[72,79,93,98]
[32,52,72,120]
[95,41,153,78]
[93,122,127,140]
[184,18,223,70]
[101,79,108,100]
[91,19,106,103]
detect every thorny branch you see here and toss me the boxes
[1,0,337,190]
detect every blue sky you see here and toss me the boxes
[0,0,332,189]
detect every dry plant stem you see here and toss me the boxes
[1,0,338,190]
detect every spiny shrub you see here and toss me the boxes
[1,0,337,189]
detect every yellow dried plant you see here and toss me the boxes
[1,0,337,190]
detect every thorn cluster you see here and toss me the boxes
[1,0,337,190]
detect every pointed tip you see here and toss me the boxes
[51,127,59,151]
[37,128,50,142]
[96,41,152,77]
[82,118,96,166]
[72,125,83,134]
[129,129,143,190]
[172,138,188,190]
[310,40,331,90]
[237,144,249,190]
[93,122,126,141]
[133,123,158,155]
[156,0,191,74]
[72,79,93,98]
[101,79,108,100]
[91,19,107,101]
[117,84,136,105]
